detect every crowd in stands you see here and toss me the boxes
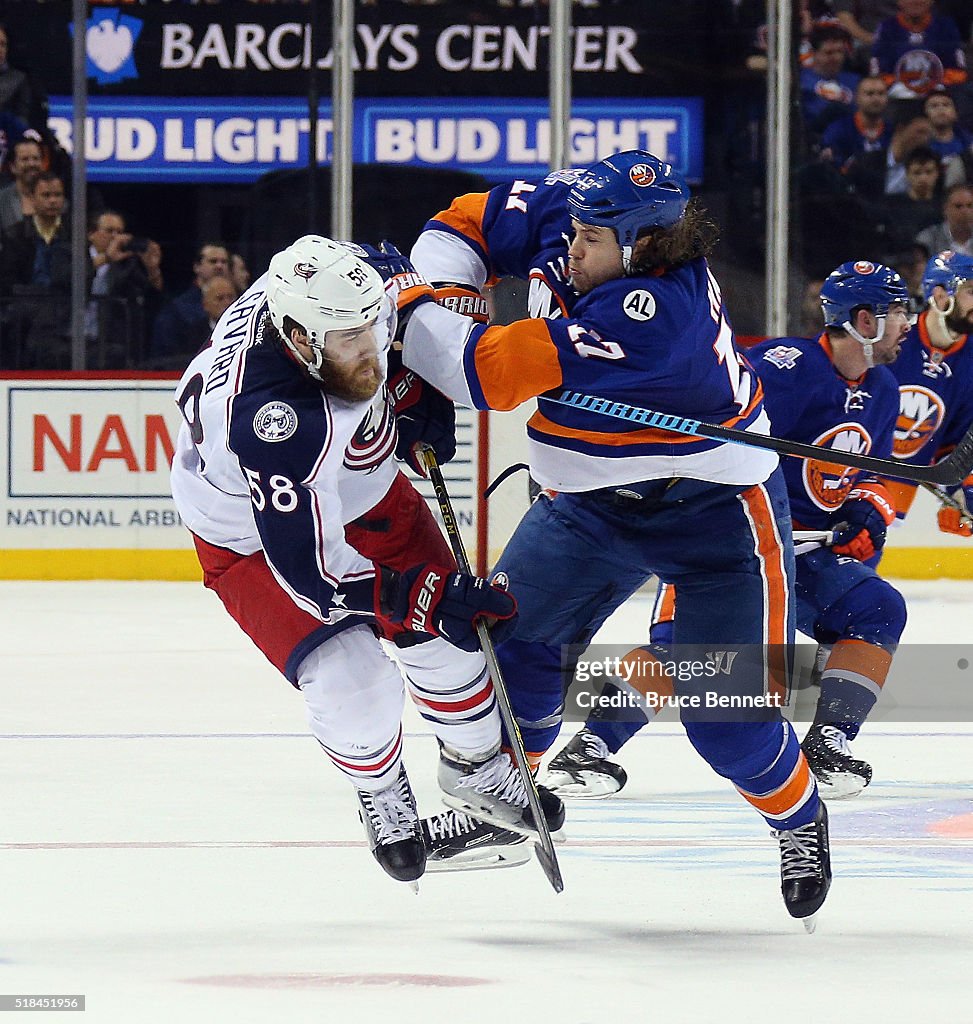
[793,0,973,287]
[0,1,971,370]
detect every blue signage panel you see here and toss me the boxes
[48,95,703,184]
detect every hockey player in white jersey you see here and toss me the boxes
[169,235,563,884]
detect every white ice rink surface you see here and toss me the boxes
[2,579,972,1024]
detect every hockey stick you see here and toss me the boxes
[920,481,973,530]
[549,390,973,487]
[415,444,565,894]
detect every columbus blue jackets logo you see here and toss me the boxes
[344,397,396,472]
[803,423,872,511]
[893,385,945,458]
[629,164,657,187]
[293,262,317,281]
[253,402,298,442]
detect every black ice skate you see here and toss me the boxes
[357,763,426,886]
[421,808,531,871]
[542,729,628,798]
[773,800,832,932]
[802,723,872,799]
[438,749,565,837]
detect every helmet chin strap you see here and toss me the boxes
[620,243,634,273]
[842,314,886,369]
[927,295,959,343]
[281,329,326,382]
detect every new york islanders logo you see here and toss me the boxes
[629,164,657,187]
[893,385,945,458]
[803,423,872,511]
[293,262,317,281]
[853,261,875,275]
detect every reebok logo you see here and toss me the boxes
[409,569,442,633]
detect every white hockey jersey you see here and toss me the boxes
[169,275,398,622]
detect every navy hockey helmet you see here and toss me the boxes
[922,250,973,302]
[820,260,911,329]
[566,151,690,269]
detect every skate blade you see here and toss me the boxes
[425,845,533,872]
[441,794,565,842]
[803,914,818,934]
[814,771,868,799]
[406,879,420,894]
[540,770,623,799]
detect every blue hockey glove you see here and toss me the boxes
[357,241,435,337]
[830,482,896,561]
[379,563,518,652]
[386,347,456,477]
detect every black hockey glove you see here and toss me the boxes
[377,563,518,653]
[386,347,456,477]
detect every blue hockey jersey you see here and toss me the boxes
[749,334,900,529]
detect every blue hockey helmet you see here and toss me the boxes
[921,250,973,302]
[820,260,911,329]
[566,151,690,269]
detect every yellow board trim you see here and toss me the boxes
[877,547,973,579]
[0,549,202,581]
[2,546,972,582]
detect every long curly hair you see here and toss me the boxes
[628,200,719,274]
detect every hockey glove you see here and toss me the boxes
[936,477,973,537]
[830,481,896,561]
[378,563,518,652]
[386,347,456,477]
[357,241,436,337]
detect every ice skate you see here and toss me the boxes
[542,728,628,798]
[357,763,426,886]
[773,801,832,932]
[802,723,872,799]
[421,808,531,871]
[438,749,565,837]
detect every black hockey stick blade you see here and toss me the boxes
[551,390,973,487]
[416,444,564,894]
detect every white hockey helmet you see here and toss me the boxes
[265,235,387,379]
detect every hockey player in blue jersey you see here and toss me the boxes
[169,235,564,886]
[880,251,973,539]
[381,151,832,925]
[546,262,913,801]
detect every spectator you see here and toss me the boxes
[151,275,237,372]
[86,208,166,368]
[832,0,897,50]
[799,277,828,335]
[229,251,251,294]
[0,24,33,127]
[915,182,973,256]
[844,112,932,197]
[820,75,893,167]
[0,171,70,369]
[0,135,42,233]
[891,241,930,305]
[878,144,943,253]
[150,242,229,367]
[923,91,973,190]
[870,0,968,98]
[800,25,861,137]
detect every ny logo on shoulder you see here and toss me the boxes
[762,345,803,370]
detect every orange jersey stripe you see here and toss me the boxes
[826,638,894,689]
[738,482,790,700]
[881,476,919,516]
[738,755,813,819]
[527,382,766,449]
[654,583,676,627]
[472,320,564,410]
[619,646,674,703]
